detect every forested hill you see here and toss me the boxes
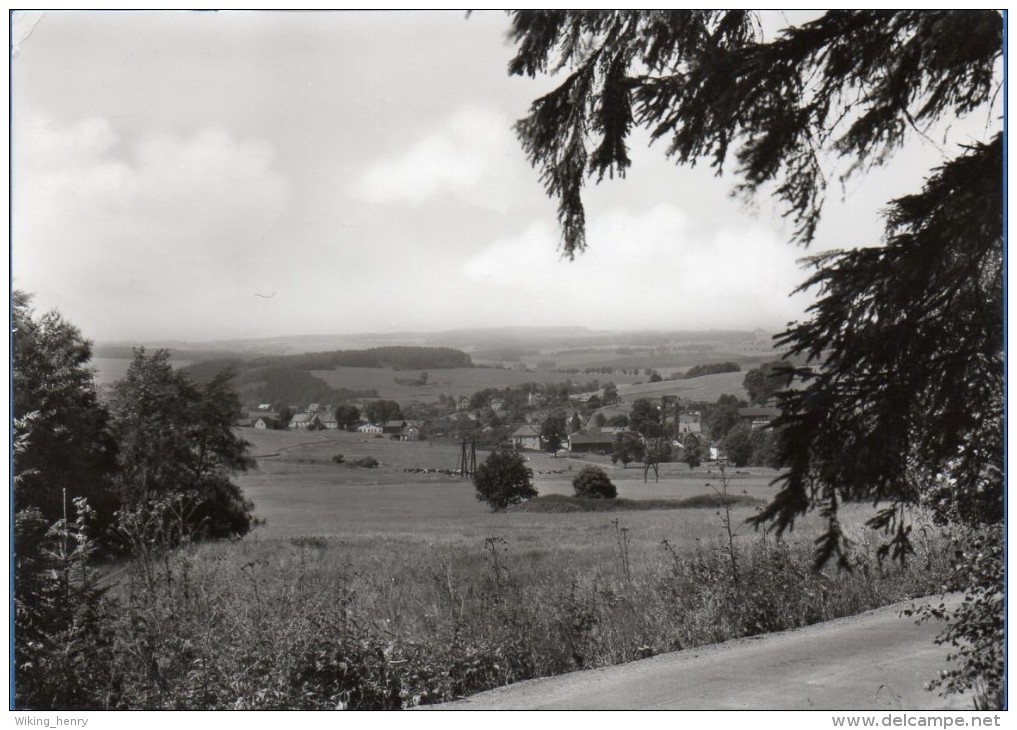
[182,345,473,380]
[247,346,473,371]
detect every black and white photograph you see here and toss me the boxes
[10,9,1005,718]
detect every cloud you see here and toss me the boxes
[462,204,814,330]
[12,110,291,339]
[354,105,522,208]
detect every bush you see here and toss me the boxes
[572,466,617,499]
[332,454,345,464]
[473,446,537,510]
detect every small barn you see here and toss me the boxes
[511,424,542,450]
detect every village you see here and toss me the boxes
[233,382,783,468]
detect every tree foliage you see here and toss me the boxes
[702,394,743,442]
[742,361,793,406]
[509,10,1000,256]
[684,361,740,379]
[681,433,702,469]
[642,437,672,483]
[611,431,644,468]
[572,465,617,499]
[509,10,1002,703]
[365,399,403,425]
[720,423,753,468]
[12,292,119,526]
[473,447,538,510]
[628,398,662,437]
[108,349,256,539]
[540,410,568,454]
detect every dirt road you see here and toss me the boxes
[427,595,970,711]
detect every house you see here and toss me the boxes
[254,416,280,430]
[511,424,542,450]
[238,410,279,428]
[319,412,339,430]
[289,412,322,430]
[568,430,628,454]
[738,406,781,429]
[357,422,383,434]
[677,413,702,435]
[383,420,407,436]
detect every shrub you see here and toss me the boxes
[572,466,617,499]
[473,446,537,510]
[332,454,345,464]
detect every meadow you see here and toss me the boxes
[51,427,953,710]
[112,429,940,708]
[615,370,751,403]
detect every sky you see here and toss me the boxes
[10,10,1002,344]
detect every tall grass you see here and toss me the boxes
[38,512,956,710]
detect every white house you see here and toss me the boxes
[357,423,383,434]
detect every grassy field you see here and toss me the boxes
[52,426,952,710]
[237,427,785,538]
[310,365,644,403]
[616,370,750,403]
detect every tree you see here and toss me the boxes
[607,413,629,428]
[748,427,778,468]
[108,349,256,539]
[642,437,672,483]
[720,423,753,468]
[572,465,617,499]
[593,412,607,428]
[743,361,793,406]
[703,395,742,442]
[611,431,645,469]
[509,9,1002,702]
[365,399,402,425]
[12,292,119,530]
[682,433,702,469]
[628,398,661,437]
[541,410,568,455]
[601,382,619,405]
[473,446,538,510]
[569,411,583,434]
[334,404,361,431]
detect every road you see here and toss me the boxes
[425,595,970,711]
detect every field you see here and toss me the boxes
[65,426,953,710]
[309,365,596,403]
[616,370,751,403]
[236,427,784,541]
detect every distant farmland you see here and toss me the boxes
[309,365,627,402]
[617,371,750,403]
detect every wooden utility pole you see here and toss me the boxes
[456,439,477,477]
